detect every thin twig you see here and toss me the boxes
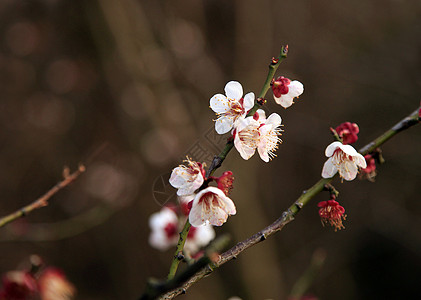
[0,165,86,228]
[155,105,420,299]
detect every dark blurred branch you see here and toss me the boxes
[154,105,420,299]
[289,248,326,299]
[140,235,230,300]
[0,204,115,242]
[0,165,86,229]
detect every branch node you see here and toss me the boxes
[260,233,266,241]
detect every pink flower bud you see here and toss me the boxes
[335,122,359,145]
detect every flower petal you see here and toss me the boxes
[255,109,266,121]
[288,80,304,97]
[340,160,358,181]
[169,167,188,188]
[224,81,243,100]
[338,144,359,156]
[321,157,338,178]
[243,92,255,111]
[234,134,256,160]
[354,153,367,168]
[325,141,343,157]
[257,141,270,162]
[215,115,235,134]
[265,113,282,127]
[274,94,294,108]
[189,201,206,227]
[210,94,230,113]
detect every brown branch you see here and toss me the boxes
[0,165,86,228]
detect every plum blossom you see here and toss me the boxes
[148,207,179,251]
[234,109,282,162]
[169,157,205,196]
[321,141,367,181]
[184,223,215,254]
[318,199,346,231]
[189,187,236,227]
[210,81,255,134]
[272,76,304,108]
[149,205,215,253]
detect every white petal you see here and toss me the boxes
[255,109,266,121]
[169,167,188,188]
[257,141,270,162]
[275,94,294,108]
[325,141,343,157]
[234,134,256,160]
[177,186,195,196]
[207,206,229,226]
[178,194,195,205]
[243,92,255,111]
[224,81,243,100]
[189,201,206,227]
[338,144,359,156]
[340,161,358,181]
[149,231,172,251]
[288,80,304,97]
[149,208,177,229]
[192,224,215,247]
[265,113,282,127]
[215,115,234,134]
[219,193,236,215]
[210,94,230,114]
[321,157,338,178]
[354,153,367,168]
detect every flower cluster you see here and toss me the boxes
[149,76,305,254]
[0,259,75,300]
[210,81,298,162]
[149,158,236,252]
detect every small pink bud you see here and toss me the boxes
[335,122,359,144]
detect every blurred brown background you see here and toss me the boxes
[0,0,420,299]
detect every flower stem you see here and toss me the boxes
[167,220,191,280]
[247,45,289,117]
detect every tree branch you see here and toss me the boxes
[0,165,86,228]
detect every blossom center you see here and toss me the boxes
[238,124,260,148]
